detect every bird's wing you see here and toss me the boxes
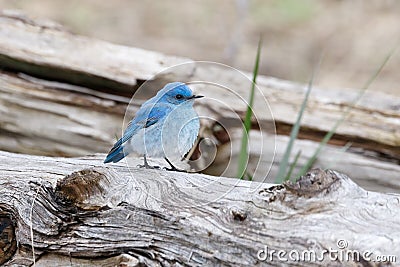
[107,104,171,154]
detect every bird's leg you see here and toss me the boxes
[138,155,160,169]
[164,157,187,172]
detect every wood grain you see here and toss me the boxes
[0,151,399,266]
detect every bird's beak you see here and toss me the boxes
[190,95,204,99]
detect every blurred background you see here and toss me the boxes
[1,0,399,96]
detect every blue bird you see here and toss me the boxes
[104,82,203,171]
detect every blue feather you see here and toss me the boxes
[104,104,171,163]
[104,145,125,163]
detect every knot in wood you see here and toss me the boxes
[55,168,109,209]
[258,184,285,203]
[229,207,247,222]
[0,215,17,265]
[284,168,339,197]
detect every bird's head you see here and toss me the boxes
[156,82,203,105]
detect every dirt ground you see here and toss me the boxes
[1,0,399,96]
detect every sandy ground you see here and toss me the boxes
[1,0,399,96]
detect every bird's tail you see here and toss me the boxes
[104,143,127,163]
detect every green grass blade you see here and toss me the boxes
[285,150,302,182]
[323,142,352,170]
[237,37,262,179]
[340,141,353,152]
[245,172,253,181]
[274,66,317,183]
[296,45,398,179]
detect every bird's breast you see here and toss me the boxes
[161,107,200,159]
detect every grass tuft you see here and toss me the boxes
[295,45,398,180]
[237,37,262,179]
[274,57,320,183]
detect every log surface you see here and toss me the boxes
[0,151,399,266]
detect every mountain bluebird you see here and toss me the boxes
[104,82,203,171]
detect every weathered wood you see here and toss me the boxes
[0,151,399,266]
[191,70,400,159]
[1,11,400,193]
[0,10,193,94]
[0,71,126,156]
[1,71,400,193]
[1,11,399,158]
[209,129,400,193]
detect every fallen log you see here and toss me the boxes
[1,71,400,193]
[1,10,399,158]
[208,130,400,193]
[0,151,399,266]
[0,10,193,94]
[1,11,400,193]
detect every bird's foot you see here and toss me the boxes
[137,164,161,169]
[138,155,161,169]
[163,157,188,172]
[164,166,188,172]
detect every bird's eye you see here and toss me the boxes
[175,94,183,100]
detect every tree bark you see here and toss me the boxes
[0,151,399,266]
